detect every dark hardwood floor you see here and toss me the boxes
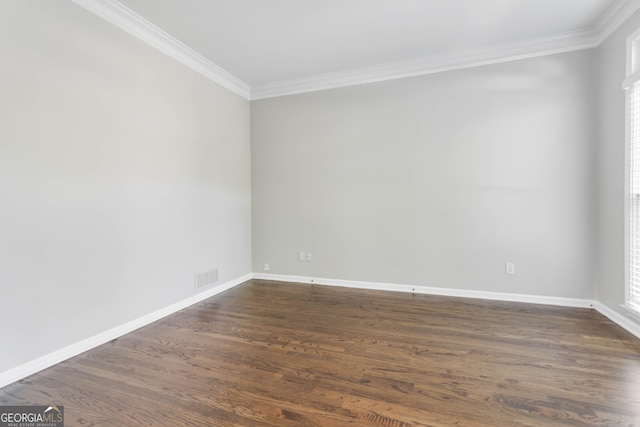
[1,279,640,426]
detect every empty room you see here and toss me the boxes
[2,0,640,425]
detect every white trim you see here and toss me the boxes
[595,0,640,44]
[622,303,640,321]
[0,273,251,389]
[2,272,639,389]
[255,273,640,340]
[70,0,640,100]
[592,302,640,339]
[69,0,251,99]
[250,31,597,100]
[626,26,640,76]
[251,0,640,100]
[622,70,640,89]
[252,273,594,308]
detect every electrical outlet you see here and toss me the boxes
[306,252,312,262]
[264,263,270,271]
[299,251,306,262]
[505,262,515,275]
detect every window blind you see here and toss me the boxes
[628,79,640,314]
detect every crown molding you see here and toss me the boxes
[70,0,640,101]
[250,29,598,100]
[251,0,640,100]
[595,0,640,43]
[70,0,251,99]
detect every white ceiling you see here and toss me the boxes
[75,0,640,98]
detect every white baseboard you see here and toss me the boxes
[591,301,640,339]
[3,272,639,390]
[252,273,595,308]
[0,273,251,389]
[254,273,640,340]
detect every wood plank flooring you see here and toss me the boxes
[2,279,640,426]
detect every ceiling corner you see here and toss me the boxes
[595,0,640,43]
[69,0,639,102]
[251,28,599,100]
[69,0,251,99]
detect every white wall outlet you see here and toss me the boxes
[505,262,515,275]
[299,251,306,262]
[263,263,270,271]
[306,252,312,262]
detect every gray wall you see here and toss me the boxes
[596,10,640,317]
[0,1,251,373]
[252,50,598,299]
[4,0,637,379]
